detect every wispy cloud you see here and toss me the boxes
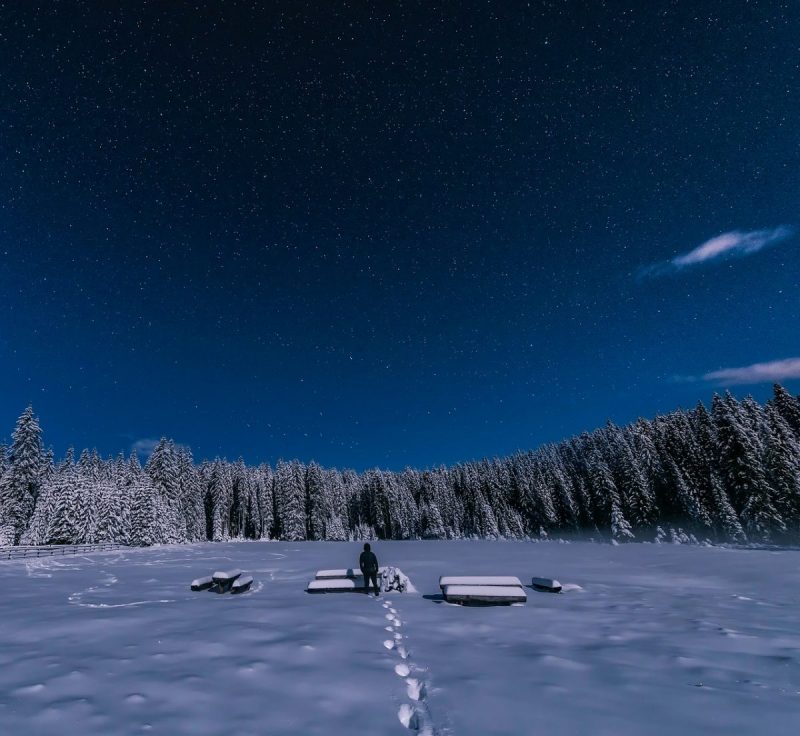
[131,438,159,457]
[639,226,793,278]
[702,357,800,386]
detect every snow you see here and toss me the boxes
[442,584,527,603]
[438,575,522,588]
[1,539,799,735]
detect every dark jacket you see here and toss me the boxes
[359,550,379,574]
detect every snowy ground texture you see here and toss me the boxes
[1,540,799,736]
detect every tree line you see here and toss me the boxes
[1,384,799,546]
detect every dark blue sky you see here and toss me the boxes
[1,2,798,470]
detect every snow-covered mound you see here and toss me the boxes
[1,539,798,735]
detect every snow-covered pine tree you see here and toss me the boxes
[764,404,800,533]
[325,468,350,542]
[610,499,634,542]
[146,439,185,543]
[323,469,348,540]
[510,454,557,535]
[418,471,447,539]
[177,448,206,541]
[607,424,654,529]
[708,468,746,543]
[128,474,161,546]
[240,465,262,539]
[714,393,783,540]
[274,460,307,541]
[256,464,274,539]
[588,451,634,541]
[205,460,233,541]
[94,479,130,544]
[769,383,800,437]
[540,449,579,531]
[46,465,96,544]
[20,472,59,545]
[665,456,713,530]
[305,461,327,541]
[229,459,251,539]
[324,513,348,541]
[0,406,45,543]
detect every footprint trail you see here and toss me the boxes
[377,597,436,734]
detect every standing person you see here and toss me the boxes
[359,542,380,596]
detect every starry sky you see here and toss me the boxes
[1,2,798,470]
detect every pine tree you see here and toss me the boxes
[0,406,44,543]
[418,471,447,539]
[714,393,783,540]
[611,500,635,542]
[178,448,206,541]
[94,480,130,543]
[257,464,275,539]
[205,460,232,541]
[769,384,800,437]
[764,405,800,532]
[305,462,327,540]
[129,474,161,546]
[708,469,746,543]
[46,466,96,544]
[21,473,58,545]
[146,439,185,543]
[274,460,307,541]
[229,459,250,539]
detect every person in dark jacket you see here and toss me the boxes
[359,543,380,596]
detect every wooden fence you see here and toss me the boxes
[0,543,129,560]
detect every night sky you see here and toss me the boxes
[1,2,798,470]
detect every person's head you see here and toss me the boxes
[363,543,371,551]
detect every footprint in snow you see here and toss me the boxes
[406,678,426,702]
[398,704,433,734]
[398,703,419,729]
[394,663,411,677]
[383,640,395,650]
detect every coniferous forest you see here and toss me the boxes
[1,385,800,547]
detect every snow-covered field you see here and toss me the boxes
[1,540,799,735]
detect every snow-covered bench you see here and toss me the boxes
[191,569,254,594]
[190,575,214,591]
[442,584,528,604]
[307,578,373,593]
[307,566,409,594]
[438,575,522,592]
[531,577,562,593]
[211,569,242,593]
[315,567,387,580]
[439,575,527,604]
[231,575,254,594]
